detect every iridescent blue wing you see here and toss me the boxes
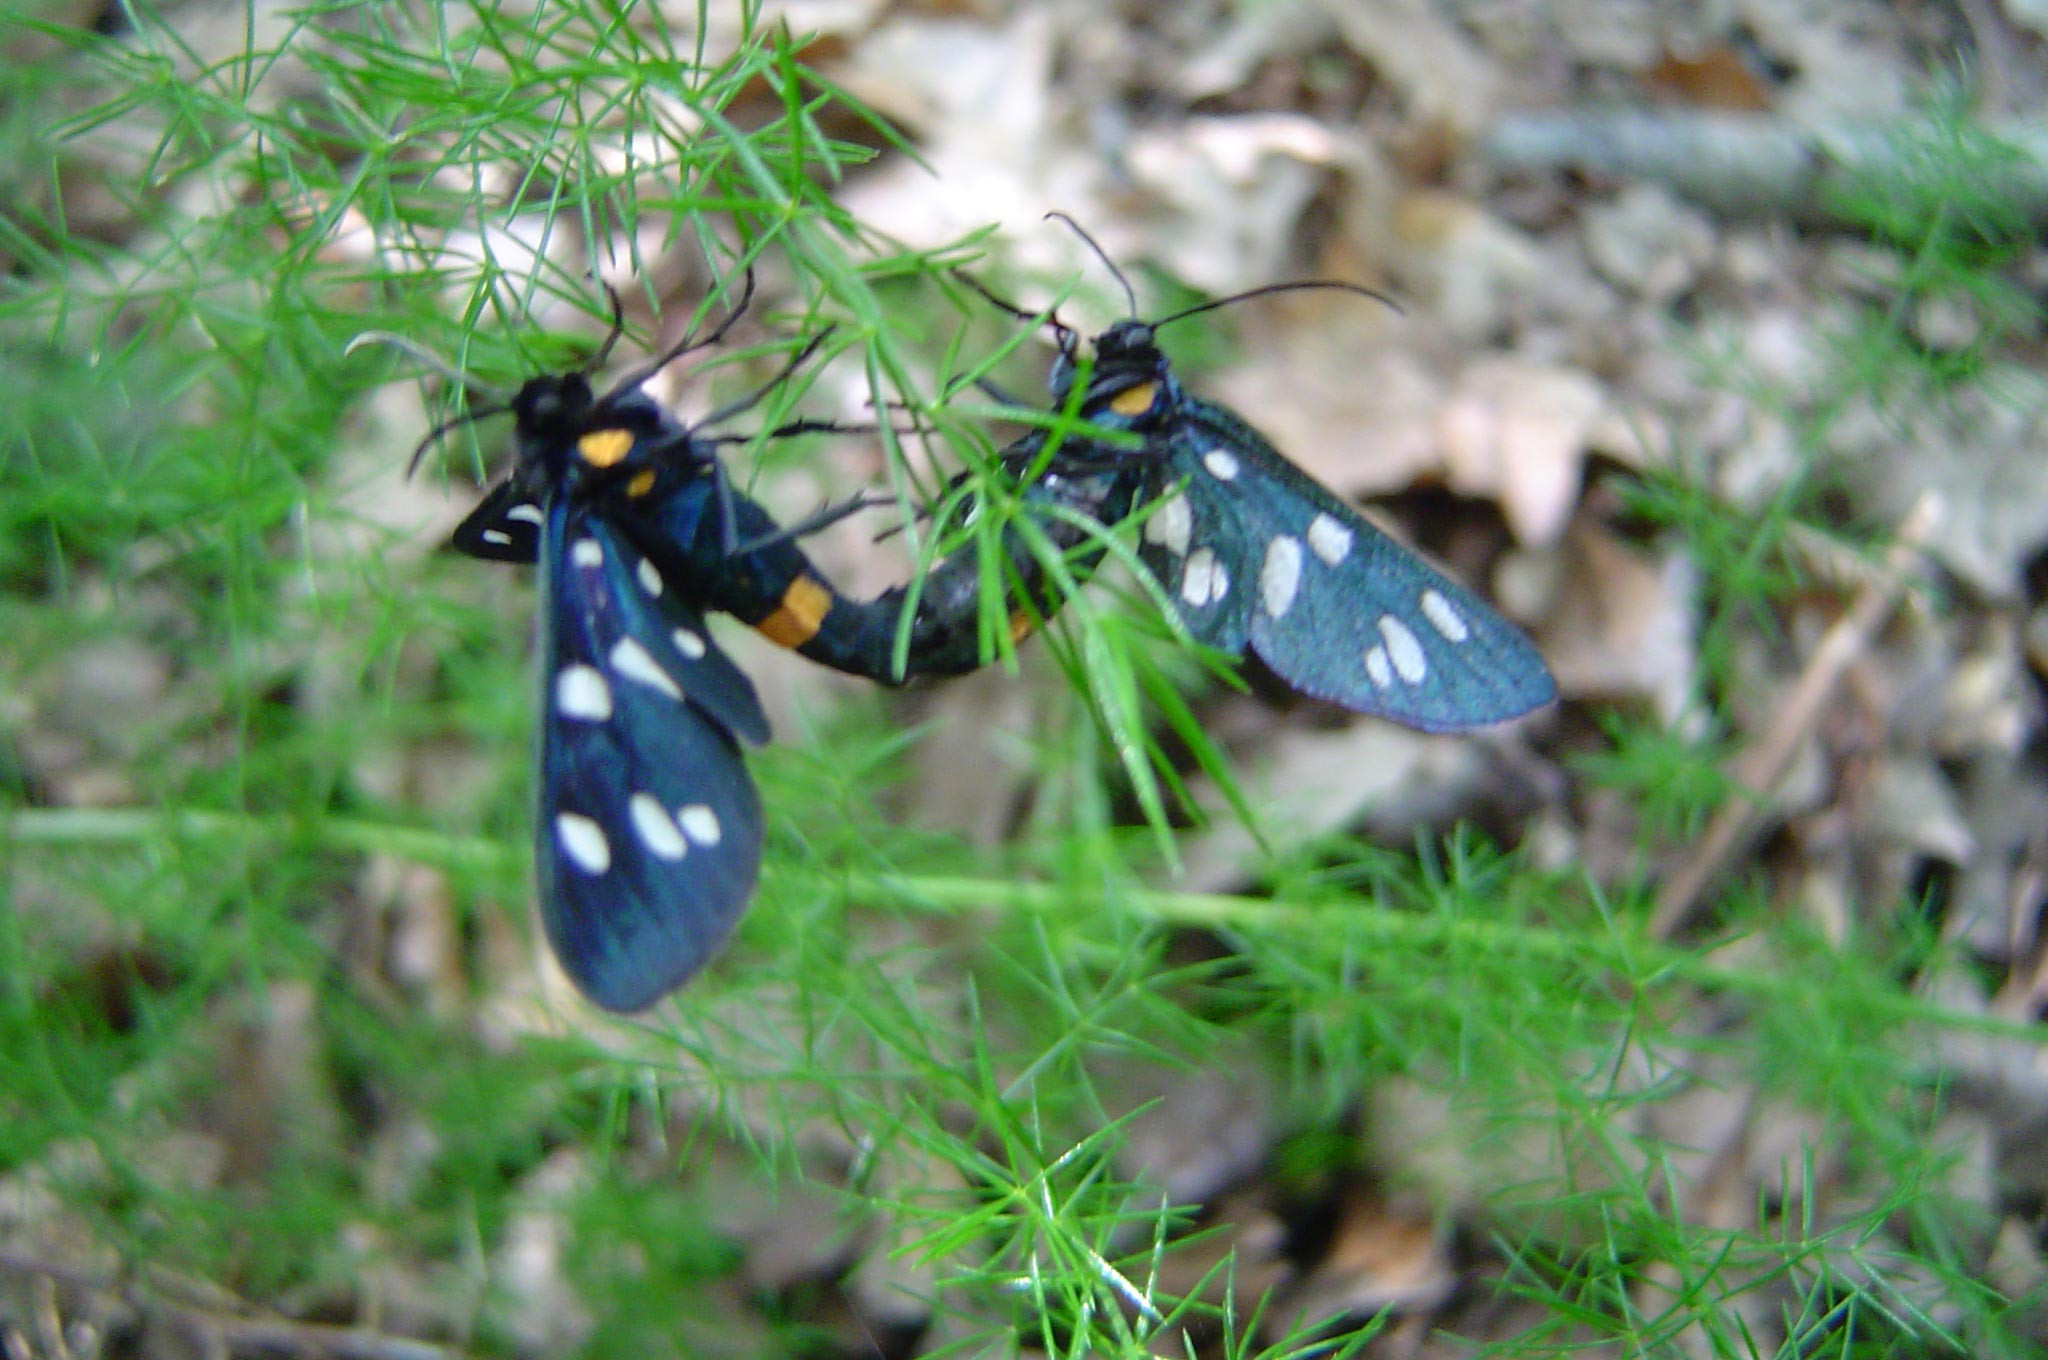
[1138,400,1555,733]
[533,499,769,1010]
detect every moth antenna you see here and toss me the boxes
[348,332,515,405]
[584,284,630,374]
[404,402,508,478]
[698,324,835,431]
[605,266,759,398]
[351,332,516,476]
[951,268,1080,363]
[951,269,1037,324]
[1149,281,1402,331]
[1045,211,1138,318]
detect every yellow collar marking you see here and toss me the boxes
[1108,382,1156,417]
[577,429,634,468]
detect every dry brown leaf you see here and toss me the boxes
[1387,190,1547,343]
[1323,0,1501,135]
[1176,723,1489,894]
[1830,369,2048,600]
[1647,45,1778,110]
[1210,330,1451,503]
[1123,114,1347,294]
[1281,1183,1454,1326]
[1538,517,1698,718]
[1435,358,1602,544]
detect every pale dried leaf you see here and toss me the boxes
[1387,190,1547,343]
[1539,520,1698,719]
[1150,1185,1295,1318]
[1281,1186,1454,1325]
[835,11,1096,261]
[1176,723,1489,894]
[1123,114,1345,293]
[1323,0,1501,135]
[1831,368,2048,599]
[898,664,1044,845]
[1210,329,1450,502]
[1581,184,1717,302]
[1173,0,1334,100]
[1435,358,1602,544]
[1862,756,1975,863]
[493,1150,594,1354]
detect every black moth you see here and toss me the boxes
[378,281,923,1009]
[958,222,1557,732]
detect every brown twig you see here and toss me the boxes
[0,1247,465,1360]
[1650,493,1939,940]
[1482,111,2048,227]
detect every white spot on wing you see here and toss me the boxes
[1379,615,1428,683]
[1142,492,1192,557]
[555,664,613,721]
[1307,513,1352,565]
[1420,588,1470,642]
[672,628,707,660]
[1181,548,1229,607]
[630,793,688,861]
[482,529,512,547]
[1363,645,1394,689]
[610,637,684,700]
[571,538,603,568]
[1203,449,1241,481]
[508,503,545,526]
[635,557,664,598]
[555,813,610,874]
[676,804,722,846]
[1260,535,1303,619]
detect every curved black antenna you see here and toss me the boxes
[403,403,510,478]
[347,332,517,406]
[950,268,1037,325]
[1039,213,1403,333]
[697,322,835,431]
[348,332,517,477]
[604,266,759,398]
[584,285,632,375]
[1149,280,1402,332]
[1044,211,1138,318]
[688,324,839,555]
[950,268,1079,352]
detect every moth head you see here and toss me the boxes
[511,372,597,443]
[1046,320,1165,422]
